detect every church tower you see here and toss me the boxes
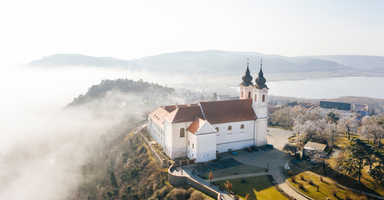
[252,60,268,118]
[253,60,268,146]
[240,60,254,100]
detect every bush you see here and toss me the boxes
[332,191,338,198]
[344,195,352,200]
[166,188,188,200]
[189,191,205,200]
[298,183,306,192]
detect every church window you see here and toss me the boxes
[228,125,232,131]
[241,91,243,98]
[192,144,194,149]
[262,95,265,102]
[240,124,245,129]
[254,94,257,102]
[248,92,251,99]
[180,128,185,137]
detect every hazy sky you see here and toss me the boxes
[0,0,383,64]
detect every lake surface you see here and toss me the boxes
[268,76,384,99]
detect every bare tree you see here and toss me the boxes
[361,116,384,145]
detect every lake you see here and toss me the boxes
[268,76,384,99]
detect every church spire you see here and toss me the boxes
[241,58,253,86]
[255,58,268,89]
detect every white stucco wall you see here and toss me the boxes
[187,132,197,160]
[147,118,163,145]
[253,88,268,119]
[169,122,191,159]
[187,131,216,162]
[213,120,255,153]
[255,118,268,146]
[240,85,253,99]
[195,133,216,162]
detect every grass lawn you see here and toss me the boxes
[288,171,369,200]
[214,175,288,200]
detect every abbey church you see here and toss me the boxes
[148,62,269,163]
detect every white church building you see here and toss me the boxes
[148,62,269,163]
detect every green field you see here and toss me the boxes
[214,175,288,200]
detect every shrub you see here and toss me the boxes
[166,188,188,200]
[344,195,352,200]
[298,183,306,192]
[189,191,205,200]
[332,191,338,198]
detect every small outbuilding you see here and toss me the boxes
[303,141,328,160]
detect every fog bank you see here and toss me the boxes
[0,65,166,199]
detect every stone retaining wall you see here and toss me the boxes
[168,164,220,199]
[139,128,169,168]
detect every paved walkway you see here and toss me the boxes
[181,167,234,200]
[269,167,311,200]
[211,172,269,182]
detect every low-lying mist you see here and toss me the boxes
[0,65,194,200]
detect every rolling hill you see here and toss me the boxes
[29,50,384,78]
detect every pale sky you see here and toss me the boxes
[0,0,383,64]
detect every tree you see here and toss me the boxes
[337,116,359,140]
[361,116,384,145]
[208,171,214,184]
[338,139,370,184]
[327,112,340,124]
[369,165,384,186]
[110,171,119,188]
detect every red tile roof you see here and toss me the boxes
[200,99,257,124]
[187,117,202,133]
[168,104,203,123]
[150,99,257,125]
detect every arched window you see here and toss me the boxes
[254,94,257,102]
[248,92,251,99]
[262,95,266,102]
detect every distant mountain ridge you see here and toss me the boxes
[30,50,384,77]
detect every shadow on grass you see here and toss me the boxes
[286,158,381,196]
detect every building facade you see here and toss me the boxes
[148,62,269,163]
